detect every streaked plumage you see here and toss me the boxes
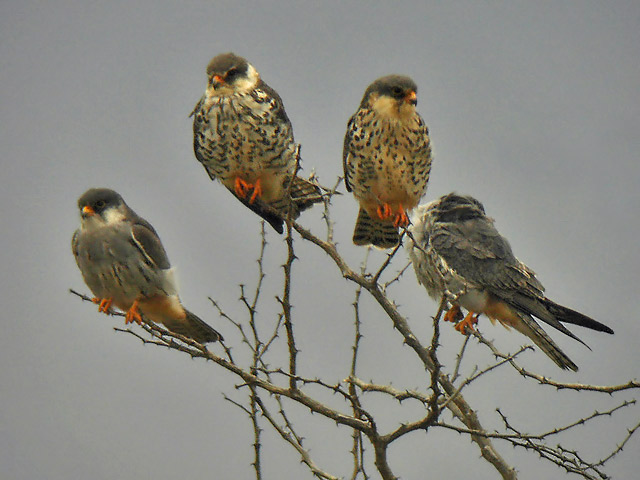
[344,75,432,248]
[72,188,222,343]
[192,52,322,233]
[407,193,613,371]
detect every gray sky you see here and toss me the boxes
[2,1,638,478]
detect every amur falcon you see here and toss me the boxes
[407,193,613,371]
[192,52,322,233]
[72,188,222,343]
[343,75,432,248]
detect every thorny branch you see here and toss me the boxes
[349,250,370,480]
[70,187,639,480]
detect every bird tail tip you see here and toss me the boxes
[353,208,400,249]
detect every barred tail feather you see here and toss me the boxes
[289,176,324,211]
[353,208,400,249]
[266,175,324,224]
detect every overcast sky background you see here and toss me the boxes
[2,1,639,479]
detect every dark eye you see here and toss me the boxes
[391,86,403,97]
[226,68,239,80]
[95,200,106,209]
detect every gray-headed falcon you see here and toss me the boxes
[407,193,613,371]
[344,75,432,248]
[192,52,322,233]
[73,188,222,343]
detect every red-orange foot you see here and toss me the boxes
[443,304,463,324]
[248,178,262,204]
[234,177,252,199]
[392,207,409,228]
[125,300,143,325]
[376,203,393,220]
[92,297,113,314]
[455,311,479,335]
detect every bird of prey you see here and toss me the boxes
[343,75,432,248]
[407,193,613,371]
[192,52,322,233]
[72,188,222,344]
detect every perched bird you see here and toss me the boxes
[343,75,433,248]
[72,188,222,344]
[192,52,322,233]
[407,193,613,371]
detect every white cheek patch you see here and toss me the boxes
[233,64,260,94]
[103,208,127,225]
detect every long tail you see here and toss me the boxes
[512,313,578,371]
[270,175,324,217]
[353,207,400,248]
[161,309,223,344]
[543,299,614,334]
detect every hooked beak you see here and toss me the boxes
[211,74,226,89]
[404,90,417,106]
[81,205,95,217]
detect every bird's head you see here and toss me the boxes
[77,188,129,229]
[205,52,260,96]
[363,75,419,120]
[426,193,487,224]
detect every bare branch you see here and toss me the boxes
[593,420,640,468]
[71,196,638,480]
[347,377,431,405]
[254,396,340,480]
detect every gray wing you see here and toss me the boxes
[430,217,590,341]
[429,217,544,296]
[129,219,171,271]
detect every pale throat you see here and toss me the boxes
[370,95,415,123]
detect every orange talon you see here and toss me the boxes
[92,297,113,314]
[384,203,393,218]
[455,311,479,335]
[443,304,463,324]
[125,300,143,325]
[249,178,262,204]
[234,177,252,199]
[377,203,393,220]
[393,208,409,228]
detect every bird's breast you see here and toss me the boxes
[194,92,296,181]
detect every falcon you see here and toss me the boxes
[343,75,432,248]
[407,193,613,371]
[192,52,322,233]
[72,188,222,343]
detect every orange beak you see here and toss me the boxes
[211,74,226,88]
[405,90,417,106]
[82,205,95,217]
